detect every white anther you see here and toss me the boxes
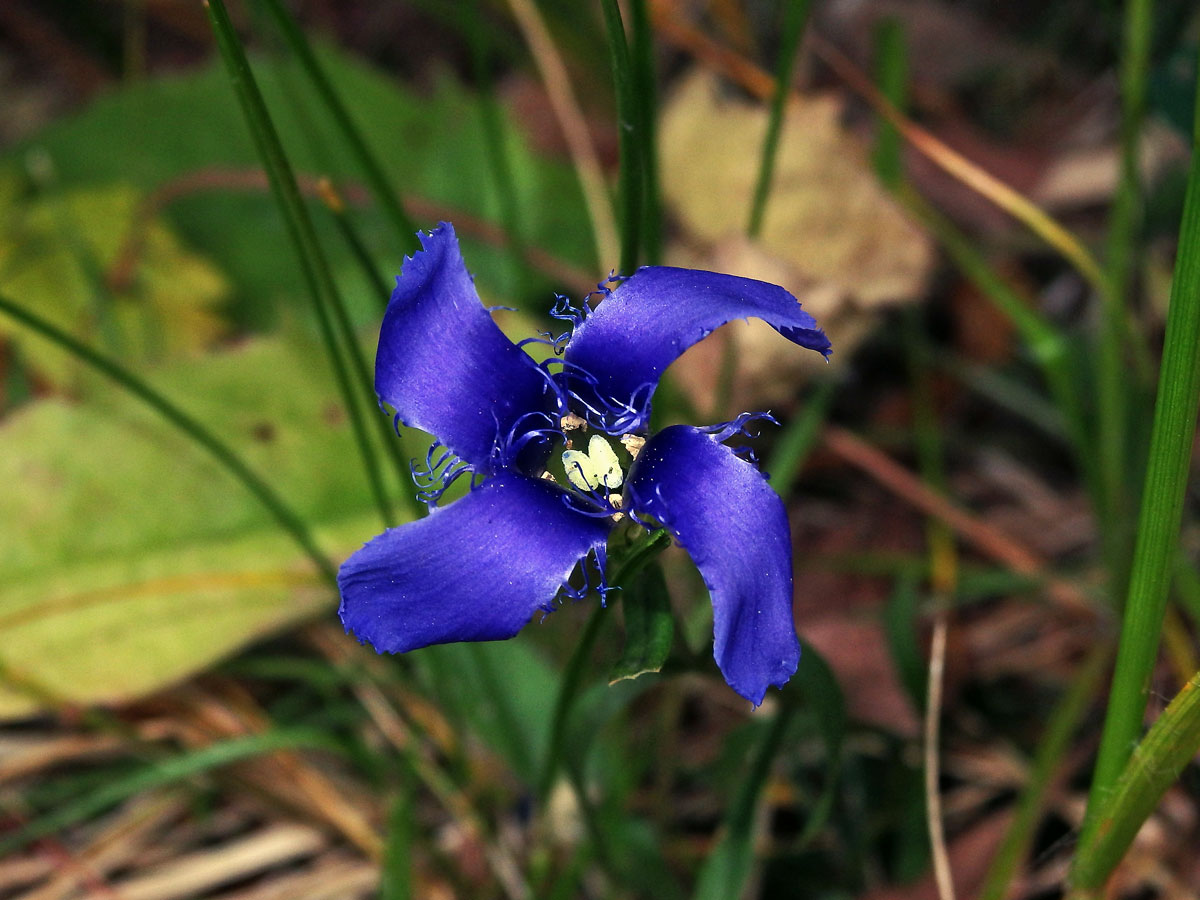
[560,413,587,431]
[562,434,625,492]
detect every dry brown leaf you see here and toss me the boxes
[659,71,933,410]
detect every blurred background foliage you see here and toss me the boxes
[1,1,1200,899]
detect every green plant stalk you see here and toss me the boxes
[872,17,907,190]
[978,647,1108,900]
[0,292,336,584]
[1069,670,1200,896]
[902,187,1097,505]
[318,183,391,308]
[257,0,419,254]
[538,527,671,798]
[600,0,642,274]
[1095,0,1155,603]
[628,0,661,263]
[747,0,813,238]
[766,379,834,499]
[206,0,405,526]
[1075,62,1200,871]
[692,702,796,900]
[467,0,529,290]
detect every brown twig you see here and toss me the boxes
[821,425,1093,612]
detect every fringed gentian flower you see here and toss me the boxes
[337,223,831,705]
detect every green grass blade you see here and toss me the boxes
[1069,669,1200,897]
[1094,0,1156,601]
[381,781,414,900]
[978,647,1107,900]
[467,0,529,288]
[872,17,907,189]
[206,0,410,526]
[257,0,419,253]
[692,703,794,900]
[538,528,671,798]
[0,292,336,584]
[747,0,813,238]
[0,729,341,856]
[1075,54,1200,872]
[628,0,661,263]
[316,179,391,308]
[765,379,834,499]
[600,0,642,274]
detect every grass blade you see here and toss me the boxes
[1069,669,1200,897]
[747,0,813,238]
[0,292,335,584]
[257,0,419,253]
[601,0,643,274]
[0,729,341,857]
[1075,50,1200,873]
[206,0,411,525]
[628,0,661,263]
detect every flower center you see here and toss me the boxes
[562,434,624,492]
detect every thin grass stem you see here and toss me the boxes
[600,0,642,274]
[257,0,419,253]
[467,0,529,291]
[747,0,813,238]
[628,0,661,263]
[206,0,404,526]
[1074,55,1200,874]
[0,292,336,584]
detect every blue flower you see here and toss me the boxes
[337,223,831,705]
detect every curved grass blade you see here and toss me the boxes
[0,292,335,584]
[1076,53,1200,858]
[256,0,419,252]
[1069,669,1200,897]
[206,0,406,526]
[600,0,642,274]
[747,0,813,238]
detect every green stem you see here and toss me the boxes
[257,0,419,253]
[1096,0,1155,602]
[628,0,661,263]
[538,527,671,798]
[747,0,813,238]
[206,0,402,526]
[467,0,529,291]
[0,292,336,584]
[1075,53,1200,873]
[978,647,1108,900]
[1070,670,1200,896]
[600,0,642,274]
